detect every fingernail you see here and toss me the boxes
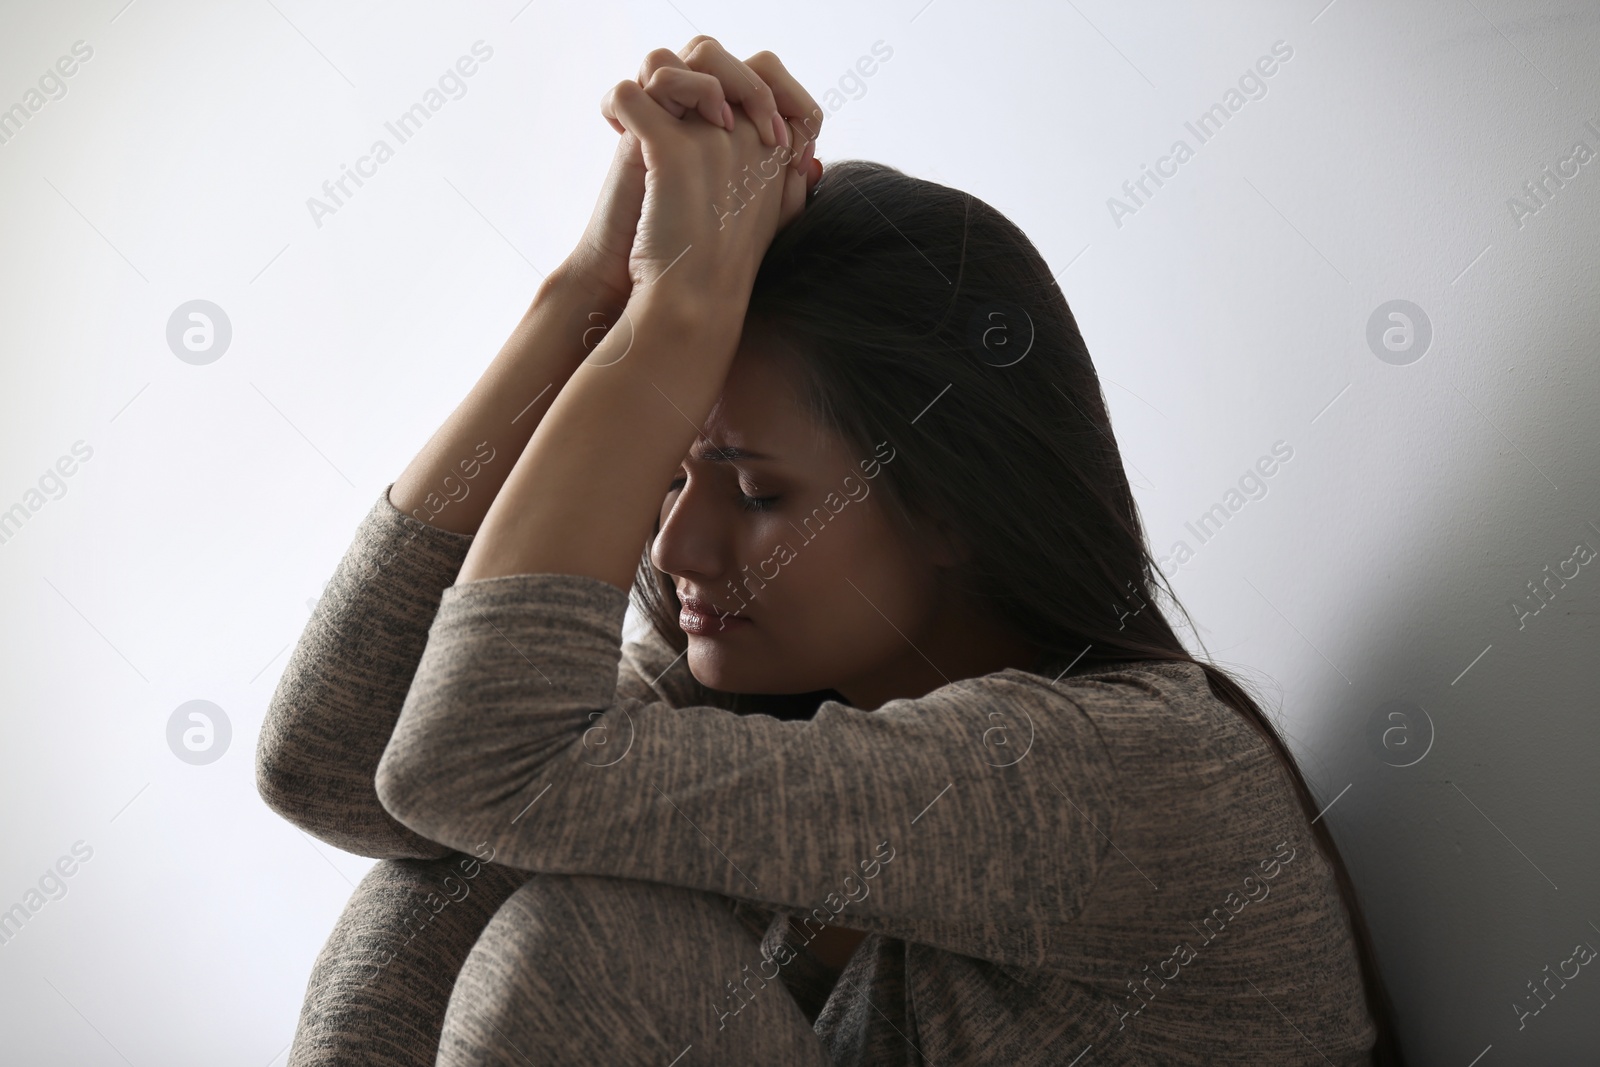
[772,113,789,148]
[800,139,815,167]
[722,101,735,132]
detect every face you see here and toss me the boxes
[649,328,954,709]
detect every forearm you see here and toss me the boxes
[257,486,471,859]
[390,266,628,536]
[257,270,623,855]
[456,282,746,590]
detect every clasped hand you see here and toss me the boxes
[588,38,823,304]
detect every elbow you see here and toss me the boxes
[256,732,456,862]
[374,741,468,851]
[374,718,558,859]
[376,682,598,854]
[374,744,426,832]
[253,693,335,835]
[254,761,341,850]
[254,734,313,828]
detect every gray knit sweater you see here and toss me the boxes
[256,484,1377,1065]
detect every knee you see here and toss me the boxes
[456,872,732,986]
[438,874,825,1066]
[286,854,532,1067]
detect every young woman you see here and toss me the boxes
[256,37,1403,1066]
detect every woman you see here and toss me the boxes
[256,37,1402,1065]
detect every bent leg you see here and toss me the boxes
[286,850,533,1067]
[437,874,832,1066]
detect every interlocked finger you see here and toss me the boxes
[642,66,734,131]
[744,49,824,169]
[678,36,790,154]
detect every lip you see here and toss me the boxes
[678,594,752,636]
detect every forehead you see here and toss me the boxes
[690,333,835,463]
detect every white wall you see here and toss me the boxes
[0,0,1594,1062]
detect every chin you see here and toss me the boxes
[685,645,757,694]
[687,646,821,700]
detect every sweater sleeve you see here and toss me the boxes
[374,571,1121,969]
[254,483,479,860]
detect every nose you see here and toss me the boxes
[650,473,732,584]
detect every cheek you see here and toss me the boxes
[763,504,930,638]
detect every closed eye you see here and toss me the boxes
[666,474,780,514]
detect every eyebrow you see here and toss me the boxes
[688,444,778,463]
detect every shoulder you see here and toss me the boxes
[1010,657,1230,730]
[814,661,1202,782]
[967,659,1245,772]
[961,657,1216,724]
[1030,657,1215,702]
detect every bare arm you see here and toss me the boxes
[256,267,629,858]
[260,34,819,859]
[389,267,627,535]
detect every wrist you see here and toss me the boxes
[542,258,630,313]
[623,276,750,346]
[516,264,635,368]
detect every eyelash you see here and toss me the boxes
[666,475,780,513]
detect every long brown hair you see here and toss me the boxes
[630,158,1402,1062]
